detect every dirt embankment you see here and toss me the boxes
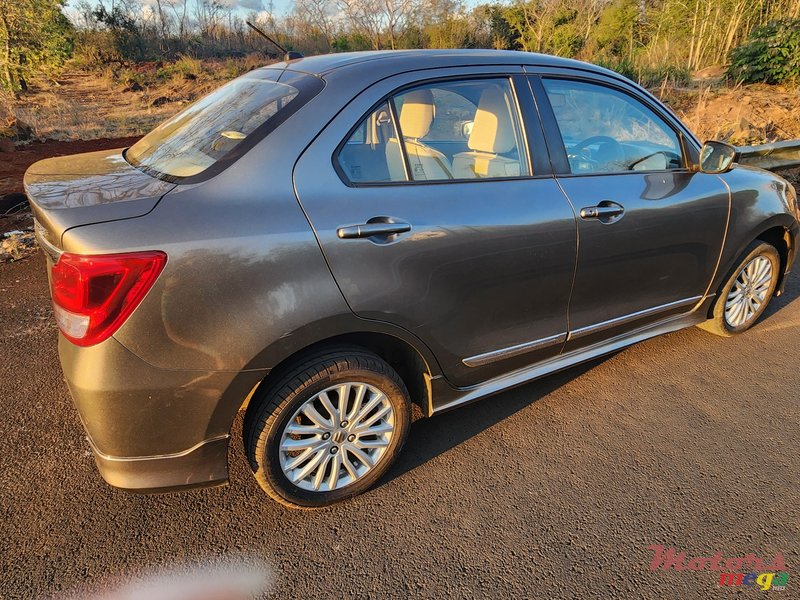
[2,71,206,143]
[662,83,800,146]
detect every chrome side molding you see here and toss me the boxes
[462,332,567,367]
[568,296,703,340]
[462,295,705,368]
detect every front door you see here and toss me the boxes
[294,73,577,386]
[533,76,730,349]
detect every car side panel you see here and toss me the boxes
[710,165,799,296]
[62,182,353,373]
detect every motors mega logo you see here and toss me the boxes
[648,545,790,591]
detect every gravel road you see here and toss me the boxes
[1,253,797,599]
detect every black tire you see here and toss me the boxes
[244,346,411,508]
[699,241,780,337]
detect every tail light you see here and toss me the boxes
[50,251,167,346]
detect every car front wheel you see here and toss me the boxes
[701,241,780,337]
[245,347,411,508]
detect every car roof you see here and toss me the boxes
[264,49,616,79]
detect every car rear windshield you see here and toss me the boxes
[125,70,321,182]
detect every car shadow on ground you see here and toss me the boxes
[760,262,800,322]
[377,358,606,489]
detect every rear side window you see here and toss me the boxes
[337,78,530,184]
[126,71,321,181]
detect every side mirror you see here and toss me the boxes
[460,120,474,139]
[698,141,738,174]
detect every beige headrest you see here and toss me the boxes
[399,89,435,139]
[468,86,516,154]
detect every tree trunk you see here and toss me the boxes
[0,6,14,91]
[688,0,699,69]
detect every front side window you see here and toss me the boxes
[127,71,306,179]
[543,79,683,174]
[337,78,530,184]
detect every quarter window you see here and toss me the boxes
[337,78,531,184]
[542,79,683,174]
[338,102,406,183]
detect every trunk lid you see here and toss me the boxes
[24,148,175,248]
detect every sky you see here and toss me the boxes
[68,0,483,22]
[67,0,298,18]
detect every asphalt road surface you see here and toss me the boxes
[1,252,797,599]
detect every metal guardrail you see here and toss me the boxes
[738,139,800,171]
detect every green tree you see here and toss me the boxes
[474,3,518,50]
[728,19,800,84]
[590,0,638,58]
[0,0,74,92]
[550,8,582,57]
[423,0,474,49]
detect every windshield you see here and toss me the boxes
[126,71,307,180]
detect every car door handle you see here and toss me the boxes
[579,203,625,221]
[337,221,411,239]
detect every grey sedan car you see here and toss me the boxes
[25,50,798,507]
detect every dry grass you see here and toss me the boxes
[2,63,799,147]
[4,56,273,142]
[1,231,36,262]
[8,74,185,141]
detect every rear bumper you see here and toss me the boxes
[90,435,230,493]
[59,334,266,492]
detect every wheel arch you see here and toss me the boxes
[707,218,797,318]
[755,224,795,296]
[241,329,438,421]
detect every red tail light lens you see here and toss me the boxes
[50,251,167,346]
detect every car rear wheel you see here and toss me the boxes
[244,347,411,508]
[700,241,780,337]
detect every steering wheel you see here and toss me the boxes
[567,135,625,173]
[569,135,623,155]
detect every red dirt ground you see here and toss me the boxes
[0,137,140,197]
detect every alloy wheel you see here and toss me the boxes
[724,254,773,328]
[278,382,395,492]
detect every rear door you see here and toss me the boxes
[530,74,730,349]
[294,68,577,387]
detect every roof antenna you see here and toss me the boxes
[246,21,303,61]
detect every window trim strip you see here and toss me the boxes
[387,97,412,182]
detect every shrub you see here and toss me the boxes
[597,58,691,88]
[728,19,800,84]
[172,54,203,80]
[71,30,126,70]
